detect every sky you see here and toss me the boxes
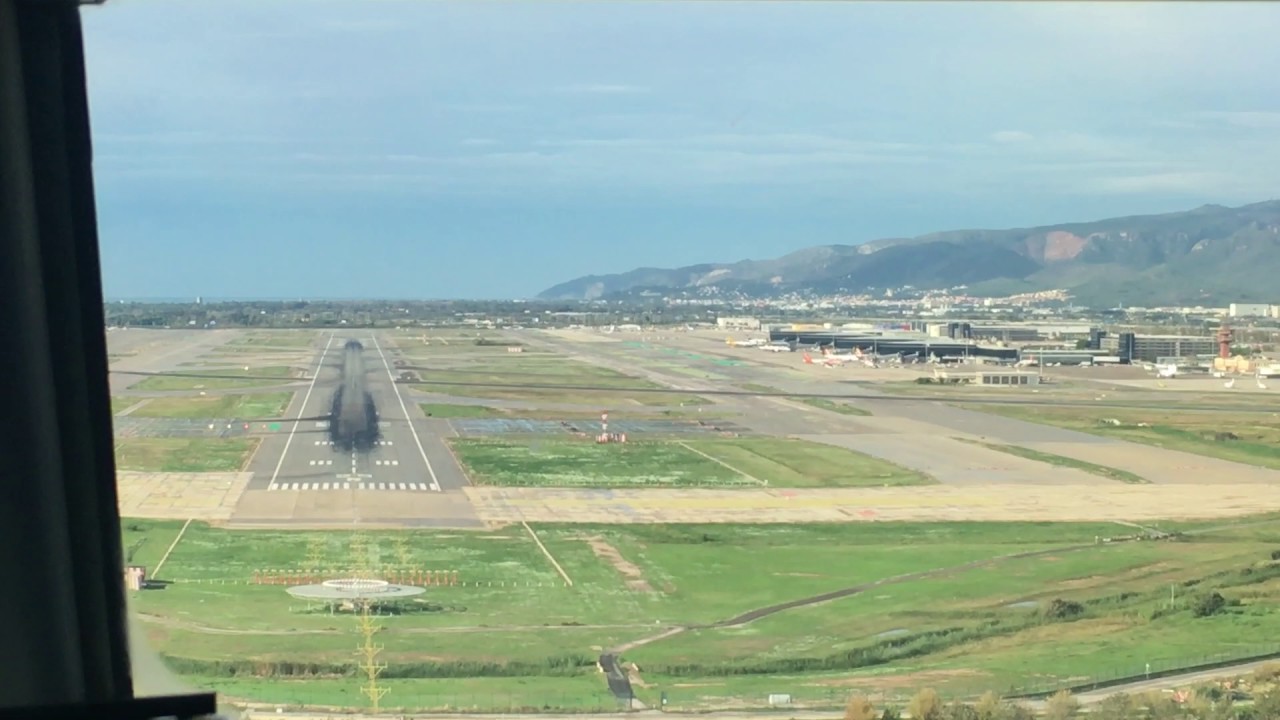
[83,1,1280,300]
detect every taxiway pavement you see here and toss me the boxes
[531,330,1280,487]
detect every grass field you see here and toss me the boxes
[406,356,710,407]
[121,518,1280,711]
[448,437,929,488]
[183,675,620,713]
[957,439,1148,484]
[971,405,1280,470]
[130,365,300,391]
[225,333,319,348]
[681,438,932,487]
[420,383,711,407]
[127,393,293,419]
[112,397,139,415]
[449,438,755,487]
[420,403,720,421]
[114,438,258,472]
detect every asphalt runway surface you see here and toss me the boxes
[232,332,481,527]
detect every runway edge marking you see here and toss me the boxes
[371,334,442,492]
[268,333,336,488]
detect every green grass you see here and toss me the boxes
[792,396,872,416]
[740,383,781,394]
[421,403,510,418]
[448,437,929,488]
[127,393,293,419]
[130,366,300,391]
[971,405,1280,470]
[408,356,710,407]
[957,438,1149,484]
[626,540,1280,708]
[684,438,933,487]
[420,403,725,421]
[185,674,619,713]
[225,333,319,348]
[114,438,258,472]
[121,519,189,567]
[112,397,138,415]
[449,438,755,487]
[119,518,1280,711]
[421,382,709,408]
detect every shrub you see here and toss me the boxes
[1192,592,1227,618]
[1044,599,1085,620]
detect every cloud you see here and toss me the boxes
[989,130,1033,144]
[551,84,650,95]
[1197,112,1280,129]
[1087,172,1237,195]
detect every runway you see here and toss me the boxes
[231,332,482,527]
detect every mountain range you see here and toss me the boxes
[537,200,1280,307]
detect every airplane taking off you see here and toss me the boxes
[328,339,381,452]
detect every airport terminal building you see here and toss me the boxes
[767,325,1019,361]
[1100,333,1218,364]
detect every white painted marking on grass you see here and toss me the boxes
[269,334,335,488]
[522,521,573,587]
[371,335,441,491]
[152,517,193,580]
[676,440,768,486]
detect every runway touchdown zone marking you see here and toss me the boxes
[267,482,433,492]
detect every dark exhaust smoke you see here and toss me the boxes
[328,340,380,452]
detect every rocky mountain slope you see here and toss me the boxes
[538,200,1280,306]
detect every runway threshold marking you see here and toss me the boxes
[371,335,442,492]
[265,481,432,491]
[268,333,335,488]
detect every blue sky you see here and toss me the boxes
[84,1,1280,300]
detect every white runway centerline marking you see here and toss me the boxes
[268,334,335,489]
[371,335,442,491]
